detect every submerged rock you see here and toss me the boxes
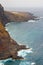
[0,22,29,60]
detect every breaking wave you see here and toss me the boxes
[28,20,36,23]
[18,48,33,57]
[0,48,35,65]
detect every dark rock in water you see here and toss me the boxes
[0,4,36,26]
[0,22,29,60]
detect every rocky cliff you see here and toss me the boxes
[0,4,36,26]
[0,4,10,26]
[0,22,29,60]
[5,11,35,22]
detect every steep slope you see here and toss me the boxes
[0,4,36,26]
[0,4,10,26]
[0,22,29,60]
[5,11,35,22]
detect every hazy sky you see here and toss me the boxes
[0,0,43,8]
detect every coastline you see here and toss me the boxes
[0,4,37,26]
[5,11,36,22]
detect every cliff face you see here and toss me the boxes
[0,22,29,60]
[0,22,11,59]
[0,4,10,26]
[0,4,36,26]
[5,11,35,22]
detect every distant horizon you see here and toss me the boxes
[0,0,43,9]
[3,5,43,10]
[4,7,43,11]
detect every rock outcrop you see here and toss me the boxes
[5,11,36,22]
[0,4,36,26]
[0,22,29,60]
[0,4,10,26]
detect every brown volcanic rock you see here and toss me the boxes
[5,11,35,22]
[0,22,29,60]
[0,22,11,59]
[0,4,36,26]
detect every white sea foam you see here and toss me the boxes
[5,28,8,31]
[28,20,36,23]
[31,62,36,65]
[0,63,4,65]
[6,23,10,26]
[18,48,33,57]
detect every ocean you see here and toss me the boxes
[0,8,43,65]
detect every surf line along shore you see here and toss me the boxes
[0,4,36,26]
[0,4,33,60]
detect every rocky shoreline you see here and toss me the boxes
[0,4,36,26]
[0,4,30,60]
[5,11,36,22]
[0,21,30,60]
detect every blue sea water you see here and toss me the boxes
[5,19,43,65]
[0,8,43,65]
